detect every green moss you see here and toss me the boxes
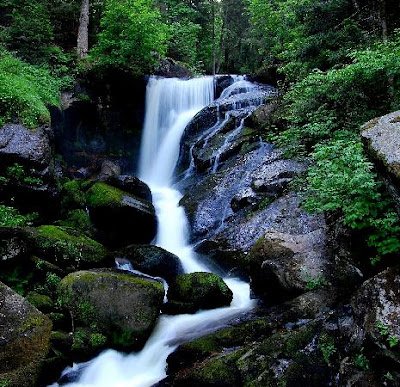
[86,182,124,207]
[58,209,93,237]
[61,180,86,210]
[35,225,109,269]
[26,292,54,311]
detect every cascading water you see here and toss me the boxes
[53,76,255,387]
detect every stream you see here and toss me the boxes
[52,75,261,387]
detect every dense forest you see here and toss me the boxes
[1,0,400,263]
[1,0,400,386]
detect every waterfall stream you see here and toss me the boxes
[52,76,256,387]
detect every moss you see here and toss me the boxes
[176,355,241,387]
[86,182,124,207]
[25,291,54,312]
[60,180,86,210]
[34,225,109,269]
[58,209,93,237]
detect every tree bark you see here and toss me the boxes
[380,0,388,42]
[77,0,90,60]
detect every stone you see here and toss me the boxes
[86,182,157,248]
[117,244,184,282]
[165,272,233,314]
[105,175,152,202]
[32,225,111,271]
[0,281,52,387]
[58,269,165,350]
[352,266,400,364]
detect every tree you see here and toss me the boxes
[91,0,168,75]
[77,0,90,59]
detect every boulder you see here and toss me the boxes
[361,111,400,211]
[58,269,164,350]
[105,175,152,202]
[154,57,192,78]
[0,281,52,387]
[117,244,183,282]
[96,160,121,181]
[0,124,59,216]
[165,272,233,314]
[32,225,111,271]
[352,266,400,364]
[86,182,157,247]
[249,229,332,303]
[0,124,52,168]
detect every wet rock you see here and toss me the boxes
[105,175,152,202]
[249,229,332,303]
[215,75,234,98]
[154,57,192,78]
[0,124,52,168]
[251,159,307,194]
[0,124,60,216]
[32,225,111,271]
[117,244,184,282]
[352,266,400,364]
[165,272,233,314]
[58,269,164,351]
[0,281,52,387]
[243,103,276,129]
[86,182,157,248]
[230,187,259,212]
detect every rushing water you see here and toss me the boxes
[52,76,256,387]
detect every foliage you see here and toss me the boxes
[318,333,336,366]
[0,51,62,128]
[91,0,169,75]
[0,205,37,227]
[376,321,400,347]
[354,352,370,371]
[275,38,400,263]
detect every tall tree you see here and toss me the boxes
[77,0,90,59]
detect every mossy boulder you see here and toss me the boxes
[57,209,94,237]
[105,174,152,202]
[0,281,52,387]
[32,225,111,271]
[117,244,184,282]
[58,269,164,350]
[25,291,54,313]
[86,182,157,248]
[165,272,233,314]
[60,180,86,210]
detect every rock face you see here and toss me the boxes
[361,110,400,210]
[352,266,400,364]
[58,269,165,350]
[105,175,152,202]
[117,244,183,282]
[165,272,233,314]
[0,282,52,387]
[86,182,157,248]
[0,124,59,216]
[0,227,32,263]
[249,229,332,303]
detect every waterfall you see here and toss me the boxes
[51,76,255,387]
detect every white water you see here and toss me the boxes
[53,76,255,387]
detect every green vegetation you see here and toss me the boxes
[91,0,168,75]
[0,50,63,128]
[0,205,37,227]
[86,182,124,207]
[318,334,336,366]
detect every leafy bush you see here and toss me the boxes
[275,37,400,263]
[0,50,62,128]
[0,205,37,227]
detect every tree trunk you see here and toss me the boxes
[77,0,90,60]
[212,0,216,75]
[380,0,388,42]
